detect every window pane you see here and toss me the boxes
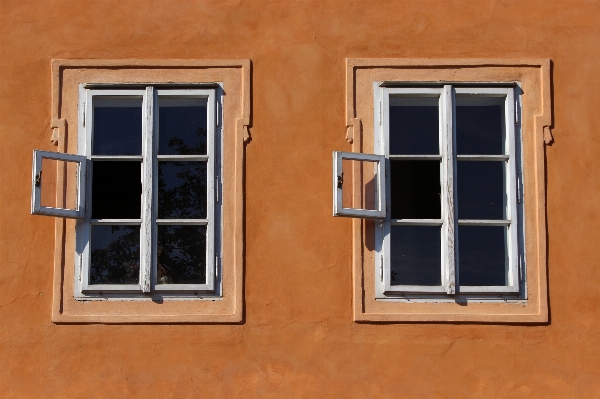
[456,96,505,155]
[92,161,141,219]
[458,226,508,286]
[159,97,208,155]
[457,161,506,220]
[390,160,441,219]
[90,225,140,285]
[390,225,441,286]
[157,225,207,285]
[389,96,439,155]
[158,161,207,219]
[93,97,142,155]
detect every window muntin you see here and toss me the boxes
[375,85,521,298]
[76,87,219,296]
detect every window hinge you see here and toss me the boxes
[216,101,220,127]
[379,255,383,282]
[515,101,520,126]
[517,175,522,203]
[519,254,524,281]
[216,174,220,203]
[78,254,83,281]
[82,101,86,127]
[379,101,382,126]
[215,256,219,280]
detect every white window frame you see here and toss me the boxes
[369,84,522,299]
[31,150,87,219]
[74,84,221,298]
[332,151,386,219]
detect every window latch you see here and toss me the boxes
[34,171,42,187]
[337,172,343,189]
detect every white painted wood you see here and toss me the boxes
[155,219,208,225]
[442,85,456,295]
[454,87,520,295]
[457,219,511,226]
[153,88,216,293]
[139,87,154,293]
[389,154,442,160]
[91,219,142,224]
[332,151,386,219]
[456,155,509,161]
[79,88,145,293]
[31,150,87,219]
[390,219,443,226]
[385,285,447,294]
[377,87,447,295]
[156,155,209,161]
[90,155,143,161]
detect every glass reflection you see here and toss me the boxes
[458,226,508,286]
[158,161,207,219]
[389,96,439,155]
[91,161,141,219]
[93,97,142,155]
[390,225,441,286]
[456,97,505,155]
[90,225,140,285]
[390,160,441,219]
[157,225,207,285]
[159,98,208,155]
[457,161,506,220]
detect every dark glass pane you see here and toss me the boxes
[158,161,207,219]
[91,161,141,219]
[389,96,439,155]
[159,98,208,155]
[456,97,505,155]
[93,97,142,155]
[458,226,507,286]
[157,225,207,285]
[390,160,441,219]
[90,225,140,285]
[390,225,441,286]
[457,161,505,219]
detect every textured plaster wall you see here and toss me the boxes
[0,0,599,397]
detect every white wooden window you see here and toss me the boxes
[333,151,386,219]
[31,150,87,218]
[33,84,222,298]
[337,84,523,299]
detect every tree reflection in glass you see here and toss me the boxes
[157,226,207,284]
[90,225,140,285]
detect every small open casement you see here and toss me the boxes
[31,150,86,219]
[332,151,386,219]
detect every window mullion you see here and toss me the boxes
[442,85,456,294]
[139,87,155,293]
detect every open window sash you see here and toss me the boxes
[31,150,86,219]
[332,151,386,219]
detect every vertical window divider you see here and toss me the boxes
[442,85,456,295]
[140,87,154,293]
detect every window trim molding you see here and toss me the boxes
[49,59,250,324]
[345,58,552,323]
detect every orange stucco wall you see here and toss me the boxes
[1,0,599,397]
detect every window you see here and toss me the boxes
[374,85,522,299]
[343,59,550,322]
[337,85,522,299]
[73,86,220,298]
[34,59,248,323]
